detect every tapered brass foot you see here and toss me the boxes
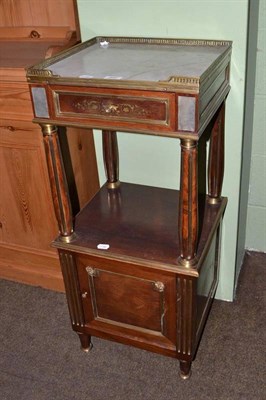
[179,369,192,380]
[81,342,93,353]
[179,360,192,380]
[78,333,92,353]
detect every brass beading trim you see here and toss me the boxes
[207,196,222,205]
[180,138,198,149]
[107,181,121,189]
[99,36,232,47]
[40,124,57,136]
[177,256,198,268]
[59,232,77,243]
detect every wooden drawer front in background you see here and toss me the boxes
[76,255,177,352]
[47,86,176,132]
[0,83,33,121]
[0,122,57,249]
[0,120,42,146]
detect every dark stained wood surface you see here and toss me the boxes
[49,85,176,136]
[178,139,198,262]
[75,252,178,355]
[208,103,225,201]
[55,182,226,269]
[43,125,74,237]
[102,130,119,186]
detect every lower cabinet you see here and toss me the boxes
[76,254,177,355]
[58,219,222,378]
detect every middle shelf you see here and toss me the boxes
[53,182,227,273]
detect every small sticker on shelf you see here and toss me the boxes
[100,40,109,48]
[97,244,110,250]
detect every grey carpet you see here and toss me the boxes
[0,251,265,400]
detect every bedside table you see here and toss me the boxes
[27,36,232,378]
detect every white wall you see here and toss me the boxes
[246,0,266,252]
[77,0,250,301]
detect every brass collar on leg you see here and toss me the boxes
[107,181,121,189]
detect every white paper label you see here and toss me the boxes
[97,244,110,250]
[100,40,109,48]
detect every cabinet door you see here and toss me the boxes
[76,254,177,356]
[0,122,58,249]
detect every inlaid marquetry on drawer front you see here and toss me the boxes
[49,86,177,132]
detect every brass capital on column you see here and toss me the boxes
[40,124,57,136]
[180,139,198,150]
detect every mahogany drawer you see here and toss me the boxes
[48,86,177,133]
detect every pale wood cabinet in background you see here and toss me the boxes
[0,0,99,291]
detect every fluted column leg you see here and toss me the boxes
[208,103,225,204]
[41,123,75,242]
[102,130,120,189]
[178,139,198,265]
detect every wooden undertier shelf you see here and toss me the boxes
[54,182,227,270]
